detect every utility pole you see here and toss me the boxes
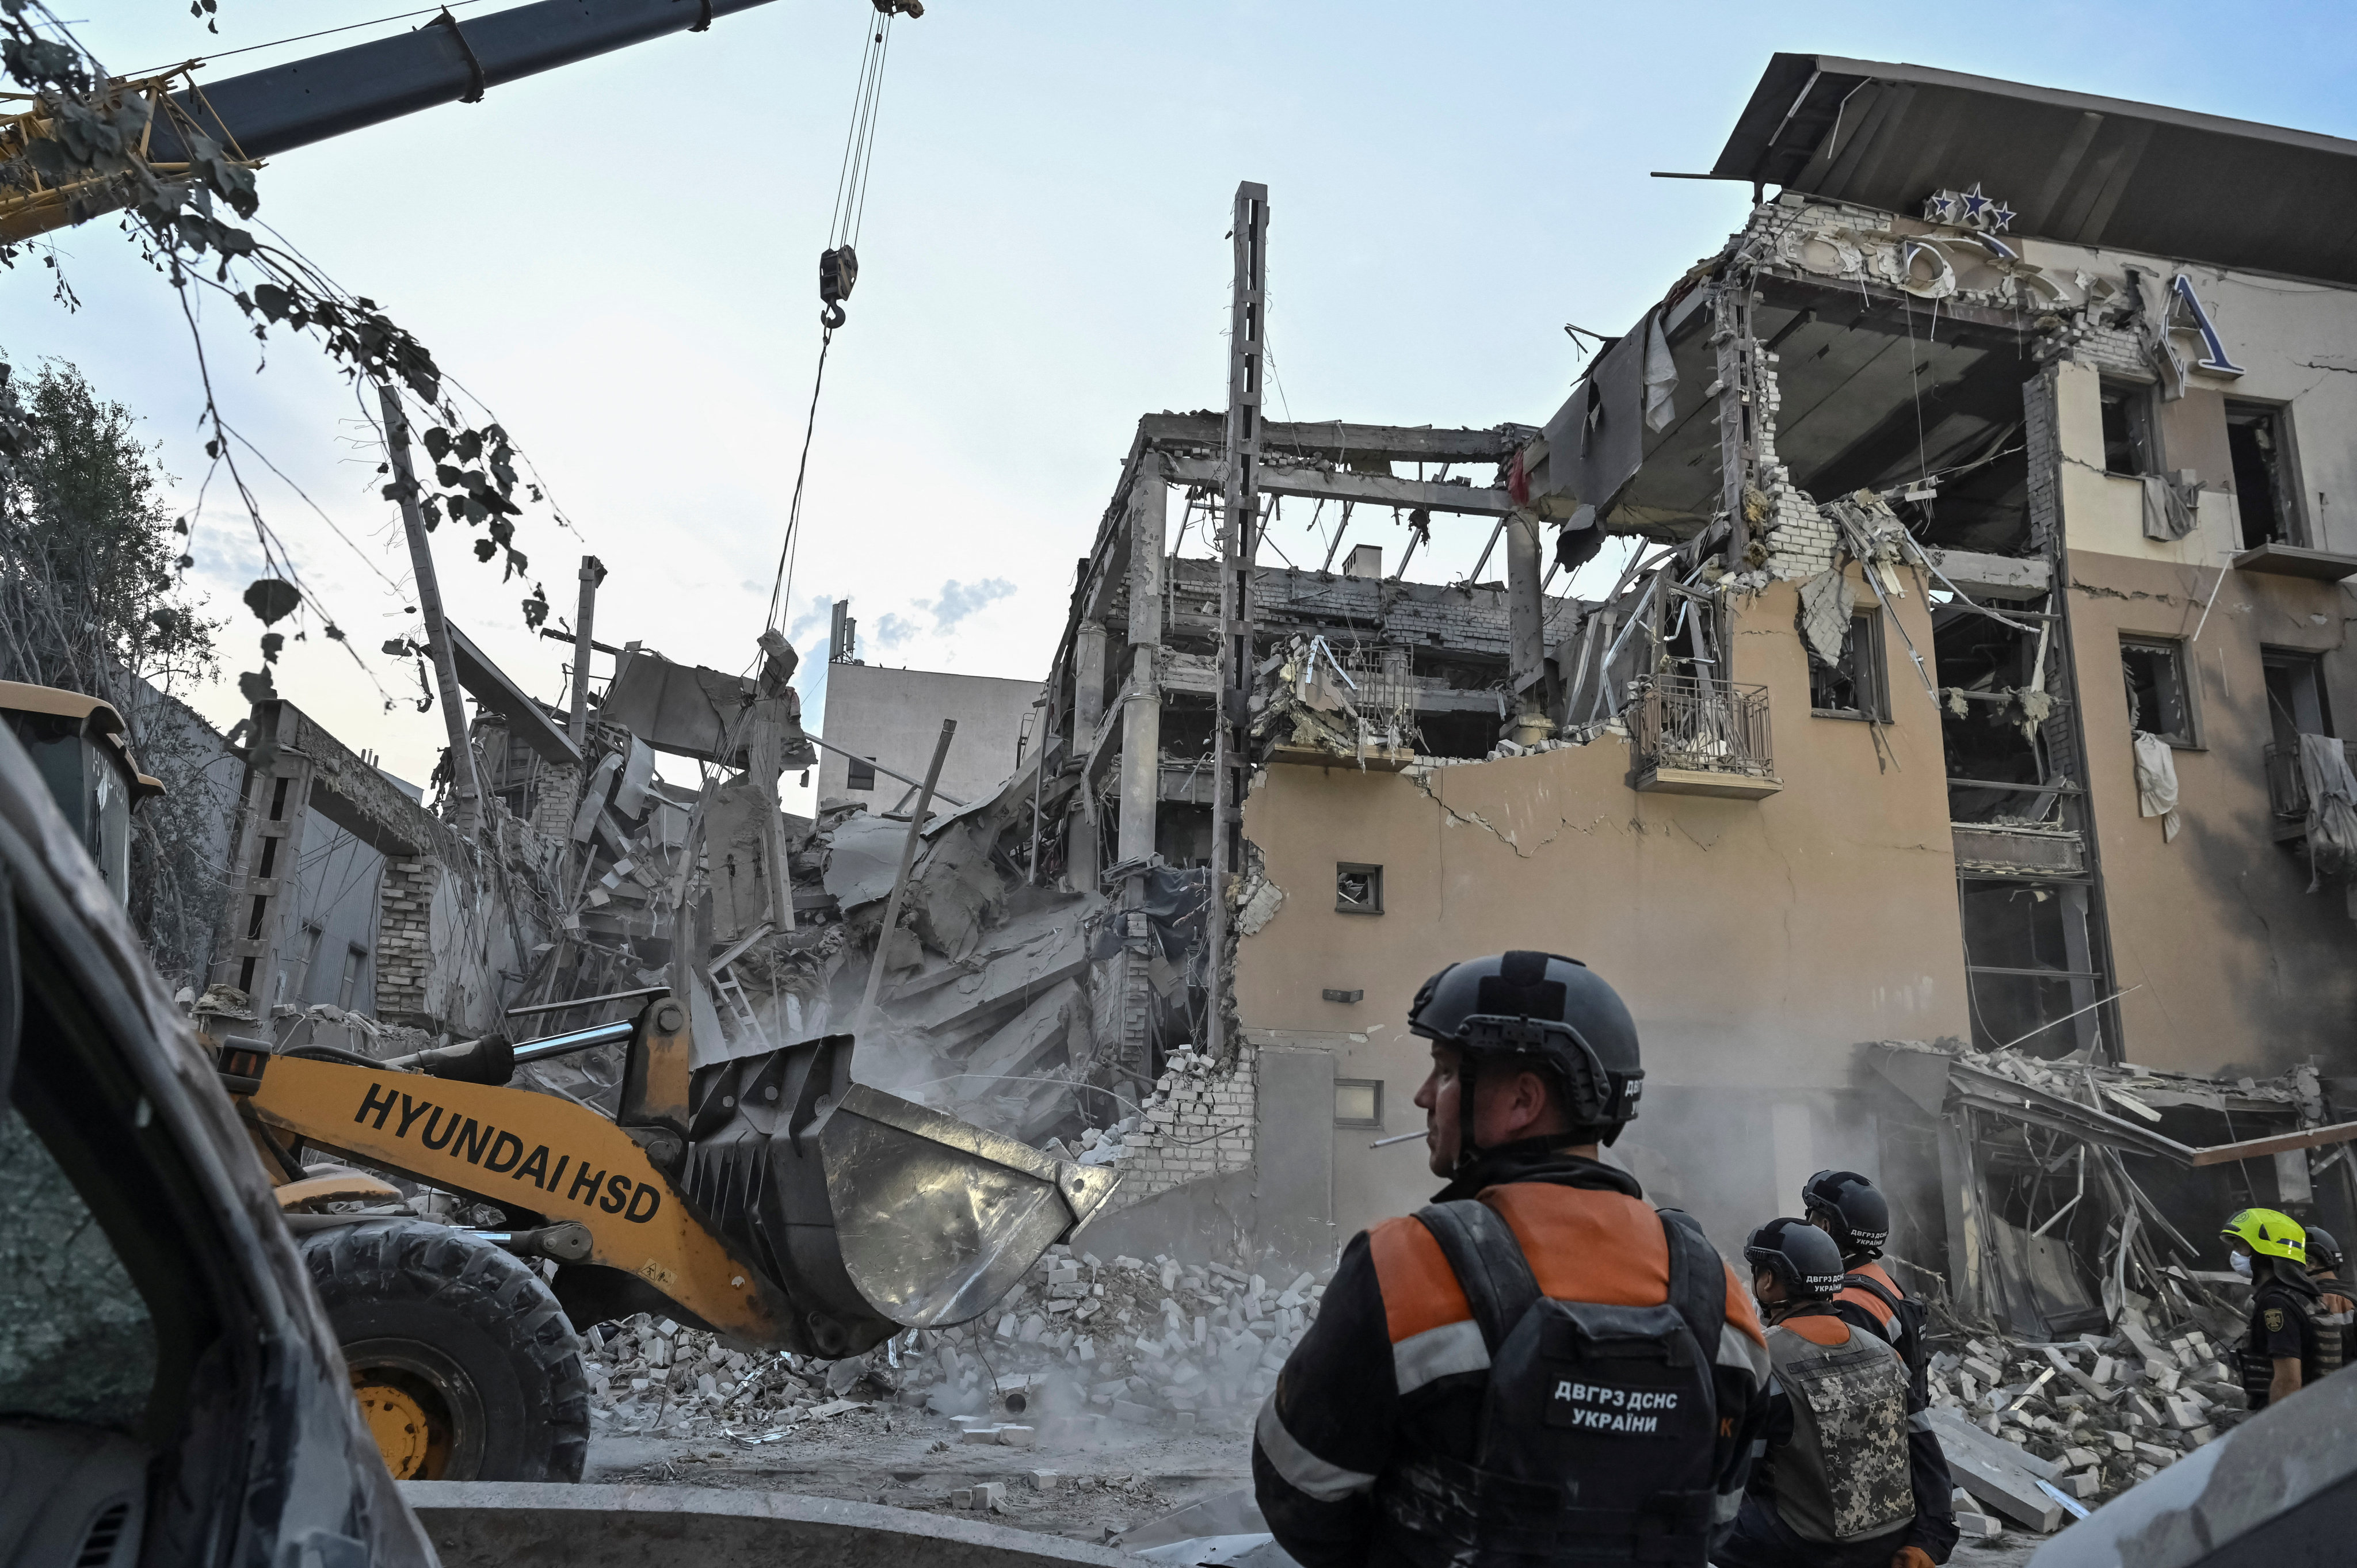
[569,554,605,745]
[1206,181,1267,1062]
[379,383,482,832]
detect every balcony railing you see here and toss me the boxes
[1630,675,1778,797]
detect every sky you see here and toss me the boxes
[22,1,2357,814]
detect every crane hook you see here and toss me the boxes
[819,245,858,330]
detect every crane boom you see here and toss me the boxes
[0,0,802,242]
[152,0,789,163]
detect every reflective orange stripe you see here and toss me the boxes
[1833,1258,1900,1332]
[1368,1214,1473,1344]
[1485,1184,1668,1304]
[1778,1314,1853,1348]
[1368,1186,1768,1352]
[1722,1266,1768,1349]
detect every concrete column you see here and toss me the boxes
[1074,620,1108,740]
[1118,647,1160,863]
[1127,453,1167,648]
[1505,509,1553,742]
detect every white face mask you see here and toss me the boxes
[2230,1252,2254,1279]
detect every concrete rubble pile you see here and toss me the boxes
[1917,1294,2245,1540]
[457,623,1210,1155]
[575,1239,1332,1447]
[1848,1038,2357,1539]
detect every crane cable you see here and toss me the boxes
[764,1,915,637]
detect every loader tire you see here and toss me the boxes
[300,1219,589,1483]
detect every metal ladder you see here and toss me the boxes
[709,921,775,1053]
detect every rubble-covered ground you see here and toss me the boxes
[575,1238,2060,1563]
[576,1242,1317,1542]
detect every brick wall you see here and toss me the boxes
[1092,1041,1258,1211]
[373,856,439,1028]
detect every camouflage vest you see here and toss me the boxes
[1763,1314,1915,1544]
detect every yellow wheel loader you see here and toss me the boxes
[217,999,1120,1483]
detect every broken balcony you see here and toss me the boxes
[1628,675,1779,798]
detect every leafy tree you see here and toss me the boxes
[0,354,226,984]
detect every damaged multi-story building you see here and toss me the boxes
[188,55,2357,1346]
[1029,54,2357,1318]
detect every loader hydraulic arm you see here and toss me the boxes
[224,996,1122,1359]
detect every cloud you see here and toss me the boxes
[870,612,920,650]
[929,577,1016,633]
[787,593,836,644]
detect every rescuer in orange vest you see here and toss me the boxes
[1806,1170,1958,1564]
[1250,951,1769,1567]
[1716,1218,1919,1568]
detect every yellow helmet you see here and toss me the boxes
[2223,1207,2307,1263]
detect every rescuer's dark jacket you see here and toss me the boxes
[1250,1144,1770,1568]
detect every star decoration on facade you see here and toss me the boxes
[1923,182,2017,235]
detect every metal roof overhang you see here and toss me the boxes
[1711,54,2357,286]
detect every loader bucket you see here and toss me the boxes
[676,1035,1119,1357]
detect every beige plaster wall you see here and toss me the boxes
[2055,361,2244,570]
[2062,546,2357,1073]
[1235,575,1973,1239]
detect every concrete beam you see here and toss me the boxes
[1140,413,1532,464]
[1923,547,2053,601]
[1163,455,1513,517]
[402,1482,1131,1568]
[450,624,583,767]
[281,703,436,859]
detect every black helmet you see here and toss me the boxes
[1746,1218,1847,1300]
[1408,951,1642,1150]
[2308,1224,2347,1274]
[1802,1169,1890,1258]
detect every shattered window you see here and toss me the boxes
[2098,378,2157,476]
[1810,612,1886,720]
[1959,879,2104,1057]
[2226,400,2298,548]
[846,756,876,791]
[2120,638,2194,746]
[0,1102,158,1429]
[1336,863,1383,915]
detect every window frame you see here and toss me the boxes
[1809,609,1890,723]
[2097,376,2161,478]
[2119,634,2201,749]
[845,756,877,791]
[1335,861,1384,916]
[1333,1078,1385,1129]
[2225,398,2306,549]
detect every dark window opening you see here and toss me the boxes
[1810,612,1887,720]
[1959,877,2104,1058]
[2120,637,2194,747]
[2099,378,2157,478]
[1934,598,2068,824]
[2226,400,2297,548]
[2261,648,2332,753]
[846,757,876,791]
[1336,863,1383,915]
